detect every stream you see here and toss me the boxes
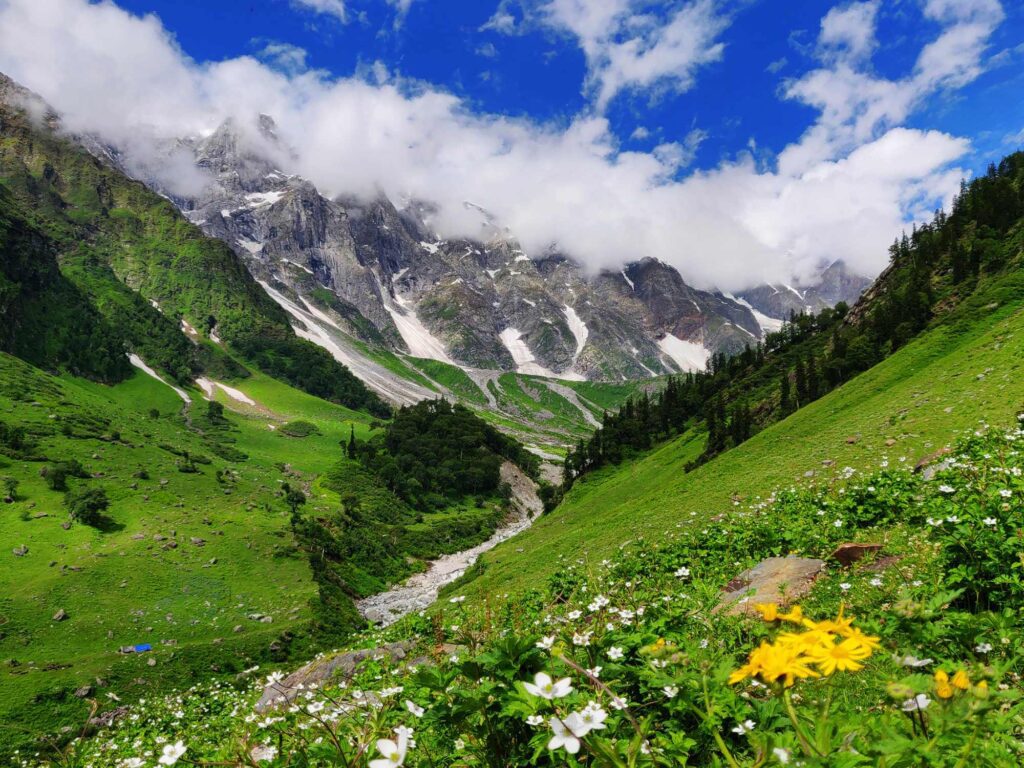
[357,462,542,626]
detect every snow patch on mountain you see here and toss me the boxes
[244,191,285,208]
[727,294,783,335]
[257,280,436,405]
[499,328,556,377]
[128,353,190,403]
[195,377,256,405]
[657,334,710,373]
[237,237,263,254]
[562,304,589,361]
[384,289,454,364]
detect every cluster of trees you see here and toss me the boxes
[563,151,1024,493]
[351,399,536,511]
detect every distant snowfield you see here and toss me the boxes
[127,353,191,403]
[499,327,557,377]
[657,334,710,373]
[562,304,589,362]
[195,377,256,406]
[726,293,784,335]
[256,280,436,406]
[379,280,455,364]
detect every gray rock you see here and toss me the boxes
[717,557,826,616]
[52,609,68,622]
[13,545,28,557]
[255,641,413,711]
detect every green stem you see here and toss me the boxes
[952,725,980,768]
[783,689,821,757]
[702,674,741,768]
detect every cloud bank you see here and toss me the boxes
[0,0,1005,291]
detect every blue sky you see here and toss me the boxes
[0,0,1021,288]
[112,0,1024,173]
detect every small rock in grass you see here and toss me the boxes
[13,545,28,557]
[74,685,93,698]
[831,542,883,567]
[53,609,68,622]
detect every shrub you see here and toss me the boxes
[65,487,109,527]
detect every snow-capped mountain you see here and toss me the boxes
[97,115,868,397]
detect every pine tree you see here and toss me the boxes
[346,425,357,459]
[807,354,819,401]
[795,358,808,406]
[780,371,791,413]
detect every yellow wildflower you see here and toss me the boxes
[808,638,872,675]
[760,643,819,687]
[778,605,805,624]
[951,669,971,690]
[754,603,779,622]
[841,626,881,651]
[777,629,834,654]
[935,670,954,699]
[807,605,855,636]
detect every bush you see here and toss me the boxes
[279,420,320,438]
[65,487,109,527]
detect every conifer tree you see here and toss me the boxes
[795,358,808,406]
[807,354,820,401]
[346,425,357,459]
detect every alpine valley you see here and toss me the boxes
[2,0,1024,765]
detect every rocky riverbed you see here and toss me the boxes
[357,462,542,626]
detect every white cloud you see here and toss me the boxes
[630,125,650,140]
[477,42,499,58]
[818,1,878,63]
[779,0,1003,175]
[256,42,310,75]
[481,1,519,34]
[0,0,1002,291]
[291,0,347,23]
[538,0,729,109]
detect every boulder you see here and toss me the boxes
[717,557,826,616]
[914,447,952,479]
[12,545,28,557]
[74,685,93,698]
[52,609,68,622]
[831,542,883,567]
[255,641,413,712]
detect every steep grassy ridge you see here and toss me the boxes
[454,268,1024,598]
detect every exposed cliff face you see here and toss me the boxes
[92,114,866,387]
[737,261,870,322]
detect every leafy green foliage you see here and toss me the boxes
[56,417,1024,767]
[64,486,109,527]
[354,399,537,510]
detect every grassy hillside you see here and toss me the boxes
[454,265,1024,598]
[0,349,523,759]
[0,73,385,415]
[48,305,1024,766]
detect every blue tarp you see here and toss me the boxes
[133,644,152,653]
